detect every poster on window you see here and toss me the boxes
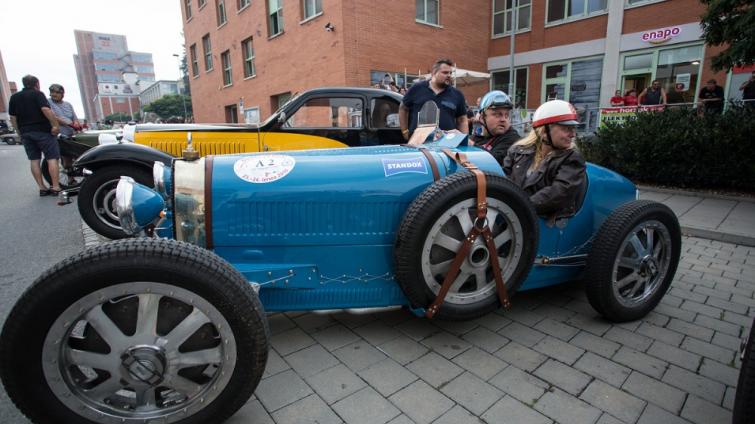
[599,105,665,127]
[675,73,691,91]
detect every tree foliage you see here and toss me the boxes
[143,95,192,120]
[700,0,755,71]
[104,112,133,122]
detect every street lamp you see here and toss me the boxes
[172,53,189,122]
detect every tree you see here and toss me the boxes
[700,0,755,71]
[143,95,192,120]
[105,112,133,122]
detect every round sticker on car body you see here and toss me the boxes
[234,155,296,183]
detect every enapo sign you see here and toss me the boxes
[641,26,682,45]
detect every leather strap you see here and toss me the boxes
[403,145,440,181]
[425,149,511,318]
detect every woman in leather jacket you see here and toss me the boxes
[503,100,586,221]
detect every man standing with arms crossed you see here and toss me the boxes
[8,75,61,196]
[399,58,468,141]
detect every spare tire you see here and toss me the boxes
[395,172,538,321]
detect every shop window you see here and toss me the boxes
[547,0,607,24]
[202,34,213,71]
[623,53,653,72]
[241,37,255,78]
[238,0,250,10]
[225,104,239,123]
[416,0,440,26]
[216,0,227,26]
[221,50,232,86]
[491,68,528,108]
[543,57,603,128]
[244,107,260,124]
[190,44,199,77]
[492,0,531,37]
[655,45,702,105]
[285,97,363,128]
[301,0,322,20]
[184,0,192,20]
[268,0,284,36]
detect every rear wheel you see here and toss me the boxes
[395,172,538,320]
[0,238,269,424]
[78,164,152,239]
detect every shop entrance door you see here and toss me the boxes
[622,73,651,95]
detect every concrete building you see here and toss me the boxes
[139,80,181,107]
[73,30,156,122]
[0,50,13,125]
[181,0,730,123]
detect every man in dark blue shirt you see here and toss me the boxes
[8,75,62,195]
[399,58,468,140]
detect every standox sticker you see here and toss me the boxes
[382,158,428,177]
[234,155,296,183]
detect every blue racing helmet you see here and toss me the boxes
[480,90,513,112]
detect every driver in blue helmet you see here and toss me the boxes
[470,90,520,164]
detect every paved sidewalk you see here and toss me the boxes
[220,236,752,424]
[640,186,755,247]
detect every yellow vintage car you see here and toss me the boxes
[75,87,403,239]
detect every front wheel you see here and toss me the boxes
[41,157,85,190]
[0,238,269,424]
[78,164,152,239]
[584,200,681,322]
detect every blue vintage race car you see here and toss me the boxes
[0,133,681,424]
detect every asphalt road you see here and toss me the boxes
[0,143,84,423]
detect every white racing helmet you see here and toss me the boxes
[532,99,579,128]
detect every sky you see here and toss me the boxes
[0,0,185,120]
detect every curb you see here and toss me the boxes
[638,185,755,204]
[681,226,755,248]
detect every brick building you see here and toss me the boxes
[181,0,731,123]
[73,30,156,122]
[0,50,13,125]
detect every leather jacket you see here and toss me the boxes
[502,144,586,220]
[470,127,520,165]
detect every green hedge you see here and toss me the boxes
[578,105,755,191]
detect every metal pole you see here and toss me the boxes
[509,0,517,107]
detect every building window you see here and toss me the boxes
[268,0,284,36]
[202,34,213,71]
[190,44,199,77]
[626,0,665,6]
[221,50,232,86]
[416,0,440,26]
[492,0,531,37]
[301,0,322,20]
[543,57,603,128]
[216,0,227,26]
[242,37,256,78]
[238,0,250,10]
[546,0,607,24]
[271,92,292,113]
[244,107,260,124]
[492,67,528,108]
[198,0,206,7]
[225,104,239,123]
[285,97,363,128]
[184,0,192,19]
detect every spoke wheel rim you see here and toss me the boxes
[43,282,237,423]
[92,179,121,229]
[420,198,524,305]
[611,220,672,308]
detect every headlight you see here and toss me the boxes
[153,162,172,199]
[116,176,166,236]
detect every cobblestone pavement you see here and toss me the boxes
[219,236,752,424]
[78,228,754,424]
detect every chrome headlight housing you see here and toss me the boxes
[153,162,172,199]
[116,176,166,236]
